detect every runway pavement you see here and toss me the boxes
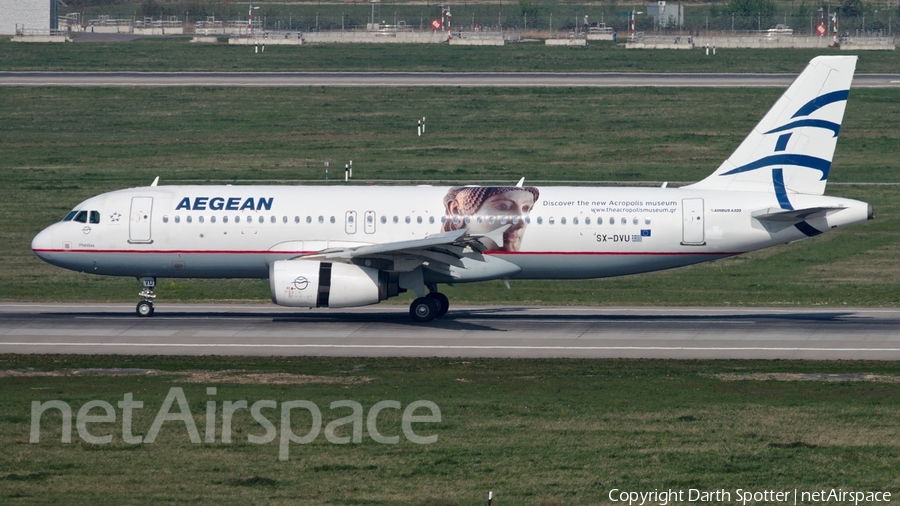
[1,303,898,360]
[1,72,898,88]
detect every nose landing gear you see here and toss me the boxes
[136,277,156,317]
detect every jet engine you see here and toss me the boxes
[269,260,387,308]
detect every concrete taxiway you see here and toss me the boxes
[1,303,898,360]
[1,72,898,88]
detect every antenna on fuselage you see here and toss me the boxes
[151,176,160,187]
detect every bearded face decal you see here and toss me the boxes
[441,186,539,252]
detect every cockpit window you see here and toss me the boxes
[73,211,88,223]
[63,211,78,222]
[89,211,101,224]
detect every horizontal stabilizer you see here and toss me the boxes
[752,206,845,224]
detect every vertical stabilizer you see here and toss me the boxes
[685,56,856,195]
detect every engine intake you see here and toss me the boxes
[270,260,386,308]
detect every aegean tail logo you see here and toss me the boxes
[720,89,849,181]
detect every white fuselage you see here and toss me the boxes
[31,184,870,284]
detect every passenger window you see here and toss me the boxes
[549,217,555,225]
[621,217,627,225]
[464,217,471,224]
[234,216,240,223]
[393,216,400,224]
[89,211,101,224]
[476,216,483,224]
[176,216,181,223]
[283,216,288,224]
[609,217,614,225]
[451,216,459,225]
[258,216,264,224]
[416,216,422,224]
[349,215,355,223]
[223,216,229,223]
[561,217,567,225]
[330,216,335,224]
[318,216,324,224]
[645,218,651,225]
[210,216,216,223]
[525,217,531,224]
[306,216,312,224]
[537,217,543,225]
[73,211,88,223]
[488,216,496,225]
[199,216,205,223]
[585,217,591,225]
[405,216,411,224]
[63,211,78,222]
[633,217,639,225]
[573,217,579,225]
[163,216,169,223]
[187,216,192,224]
[294,216,300,224]
[500,217,508,225]
[429,216,435,224]
[441,216,447,224]
[271,216,277,224]
[380,216,387,224]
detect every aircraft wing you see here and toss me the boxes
[298,226,521,281]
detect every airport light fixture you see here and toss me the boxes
[248,4,260,38]
[630,9,643,42]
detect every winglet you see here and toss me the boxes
[516,177,525,187]
[470,224,510,250]
[151,176,160,187]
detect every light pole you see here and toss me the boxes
[248,4,259,38]
[630,9,643,42]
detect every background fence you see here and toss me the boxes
[63,2,899,38]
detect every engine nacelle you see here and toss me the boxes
[270,260,386,308]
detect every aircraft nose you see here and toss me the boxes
[32,227,54,260]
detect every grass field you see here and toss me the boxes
[3,355,900,505]
[1,85,898,306]
[4,38,900,73]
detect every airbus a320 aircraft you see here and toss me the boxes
[32,56,871,322]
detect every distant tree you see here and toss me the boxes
[794,0,813,17]
[728,0,776,18]
[839,0,864,18]
[139,0,159,17]
[728,0,776,28]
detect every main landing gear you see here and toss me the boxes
[136,277,156,317]
[409,289,450,323]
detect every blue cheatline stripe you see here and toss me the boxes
[794,221,823,237]
[772,168,822,237]
[774,133,792,152]
[721,154,831,181]
[765,119,841,138]
[772,169,794,210]
[791,90,849,118]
